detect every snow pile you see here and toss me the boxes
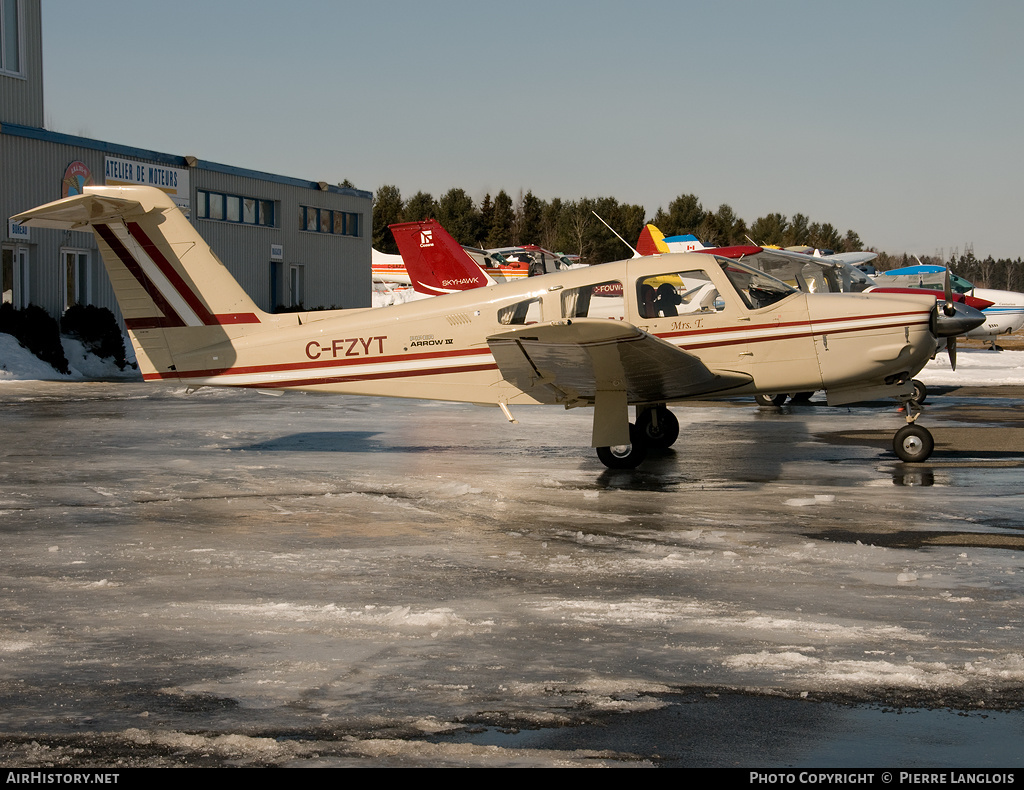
[0,332,140,382]
[371,284,424,308]
[918,348,1024,386]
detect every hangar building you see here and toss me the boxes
[2,1,372,324]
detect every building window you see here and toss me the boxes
[196,190,275,227]
[2,245,29,308]
[63,249,90,311]
[0,0,23,76]
[299,205,361,237]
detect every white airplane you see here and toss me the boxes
[14,186,984,468]
[876,264,1024,347]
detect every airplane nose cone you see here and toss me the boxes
[931,301,986,337]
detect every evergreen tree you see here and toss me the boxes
[516,190,544,245]
[478,193,494,247]
[651,194,706,237]
[371,185,404,254]
[402,191,436,222]
[808,222,842,252]
[841,229,863,253]
[749,213,788,246]
[540,198,564,253]
[487,190,515,248]
[435,188,479,245]
[784,213,810,247]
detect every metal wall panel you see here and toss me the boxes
[0,0,44,127]
[2,129,373,323]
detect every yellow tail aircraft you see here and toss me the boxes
[15,186,983,468]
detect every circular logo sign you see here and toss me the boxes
[62,161,94,198]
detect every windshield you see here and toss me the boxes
[715,257,797,309]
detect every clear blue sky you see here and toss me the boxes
[41,0,1024,258]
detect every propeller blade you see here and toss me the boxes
[943,265,956,316]
[949,336,958,371]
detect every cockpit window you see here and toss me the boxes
[637,270,724,318]
[716,257,796,309]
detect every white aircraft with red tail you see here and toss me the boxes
[15,186,984,468]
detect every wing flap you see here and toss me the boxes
[487,319,750,405]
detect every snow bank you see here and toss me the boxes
[0,333,140,382]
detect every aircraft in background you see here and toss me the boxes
[15,186,985,468]
[877,264,1024,348]
[372,220,532,291]
[487,244,579,276]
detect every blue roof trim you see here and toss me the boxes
[195,159,371,199]
[2,122,185,166]
[1,123,372,200]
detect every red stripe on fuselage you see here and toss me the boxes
[143,360,500,387]
[140,346,496,381]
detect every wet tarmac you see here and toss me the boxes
[0,381,1022,767]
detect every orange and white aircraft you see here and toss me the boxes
[15,186,984,468]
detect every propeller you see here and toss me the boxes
[948,336,957,371]
[943,264,956,318]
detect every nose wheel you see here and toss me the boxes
[892,393,934,462]
[893,423,934,463]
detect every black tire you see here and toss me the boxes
[596,423,648,469]
[893,424,934,463]
[790,391,814,403]
[755,393,787,407]
[911,379,928,405]
[637,407,680,449]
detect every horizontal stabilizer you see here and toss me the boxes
[13,190,146,229]
[487,319,750,405]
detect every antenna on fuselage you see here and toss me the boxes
[592,211,641,258]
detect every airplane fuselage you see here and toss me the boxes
[144,253,937,411]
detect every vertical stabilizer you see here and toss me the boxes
[636,224,670,256]
[390,219,493,295]
[14,185,270,380]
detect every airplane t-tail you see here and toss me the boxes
[15,186,984,468]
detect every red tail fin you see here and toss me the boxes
[636,224,669,257]
[389,219,492,296]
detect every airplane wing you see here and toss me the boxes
[486,319,751,406]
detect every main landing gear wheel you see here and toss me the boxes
[893,424,934,463]
[596,423,648,469]
[637,407,680,449]
[790,391,814,403]
[755,393,788,407]
[911,379,928,405]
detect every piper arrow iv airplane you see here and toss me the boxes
[15,186,984,468]
[635,224,993,392]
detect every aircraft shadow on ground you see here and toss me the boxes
[235,431,388,454]
[233,431,498,456]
